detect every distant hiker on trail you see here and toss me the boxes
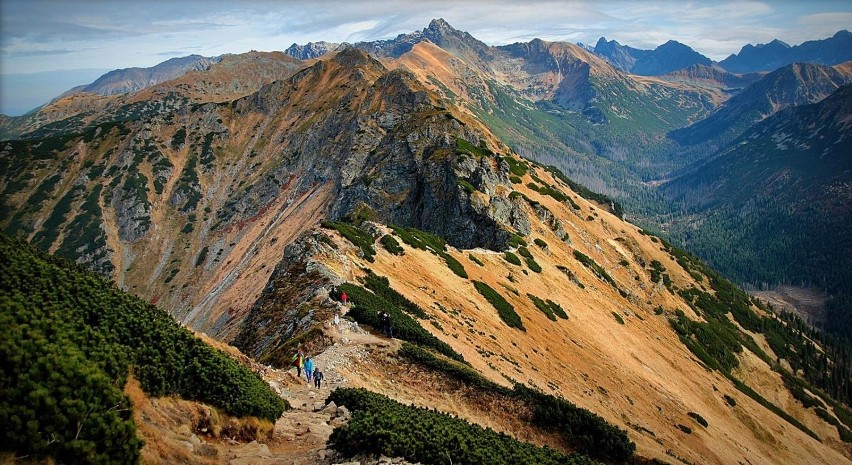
[379,311,393,338]
[313,367,324,389]
[291,349,304,377]
[333,309,340,328]
[304,357,315,383]
[341,291,348,305]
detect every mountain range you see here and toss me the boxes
[2,18,852,465]
[720,30,852,73]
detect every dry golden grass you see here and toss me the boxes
[318,163,851,465]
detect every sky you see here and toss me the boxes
[2,0,851,115]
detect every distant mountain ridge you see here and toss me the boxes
[61,54,220,97]
[592,37,712,75]
[719,30,852,73]
[284,41,343,60]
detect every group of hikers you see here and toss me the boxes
[288,286,397,386]
[290,349,324,388]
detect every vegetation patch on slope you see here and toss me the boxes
[322,220,376,262]
[327,387,598,465]
[397,344,634,462]
[0,235,286,464]
[473,280,524,331]
[390,225,467,278]
[338,280,465,363]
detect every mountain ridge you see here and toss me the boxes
[720,30,852,73]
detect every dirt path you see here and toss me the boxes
[233,308,392,465]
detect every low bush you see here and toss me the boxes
[397,344,635,463]
[473,281,524,331]
[321,221,375,262]
[469,254,485,266]
[573,250,621,294]
[504,251,522,266]
[528,293,557,321]
[612,312,625,325]
[327,388,596,465]
[380,234,404,255]
[504,156,528,177]
[337,282,465,362]
[390,225,467,278]
[525,257,542,273]
[687,412,708,427]
[513,385,636,462]
[363,271,427,318]
[0,235,286,464]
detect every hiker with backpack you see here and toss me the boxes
[313,367,324,389]
[291,349,304,377]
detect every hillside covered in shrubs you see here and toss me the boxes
[0,234,286,464]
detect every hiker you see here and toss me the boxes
[385,314,393,339]
[304,357,315,383]
[341,291,348,305]
[333,309,340,328]
[379,311,393,338]
[313,367,324,389]
[291,349,304,377]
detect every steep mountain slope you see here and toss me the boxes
[593,37,713,75]
[670,62,852,146]
[233,158,852,464]
[0,47,527,338]
[663,83,852,340]
[720,30,852,73]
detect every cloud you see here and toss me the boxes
[5,47,95,58]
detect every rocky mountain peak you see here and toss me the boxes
[331,46,381,70]
[284,40,343,60]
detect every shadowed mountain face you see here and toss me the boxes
[670,62,852,146]
[719,30,852,73]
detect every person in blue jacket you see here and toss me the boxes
[304,357,314,383]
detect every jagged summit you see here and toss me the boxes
[284,40,344,60]
[592,37,711,75]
